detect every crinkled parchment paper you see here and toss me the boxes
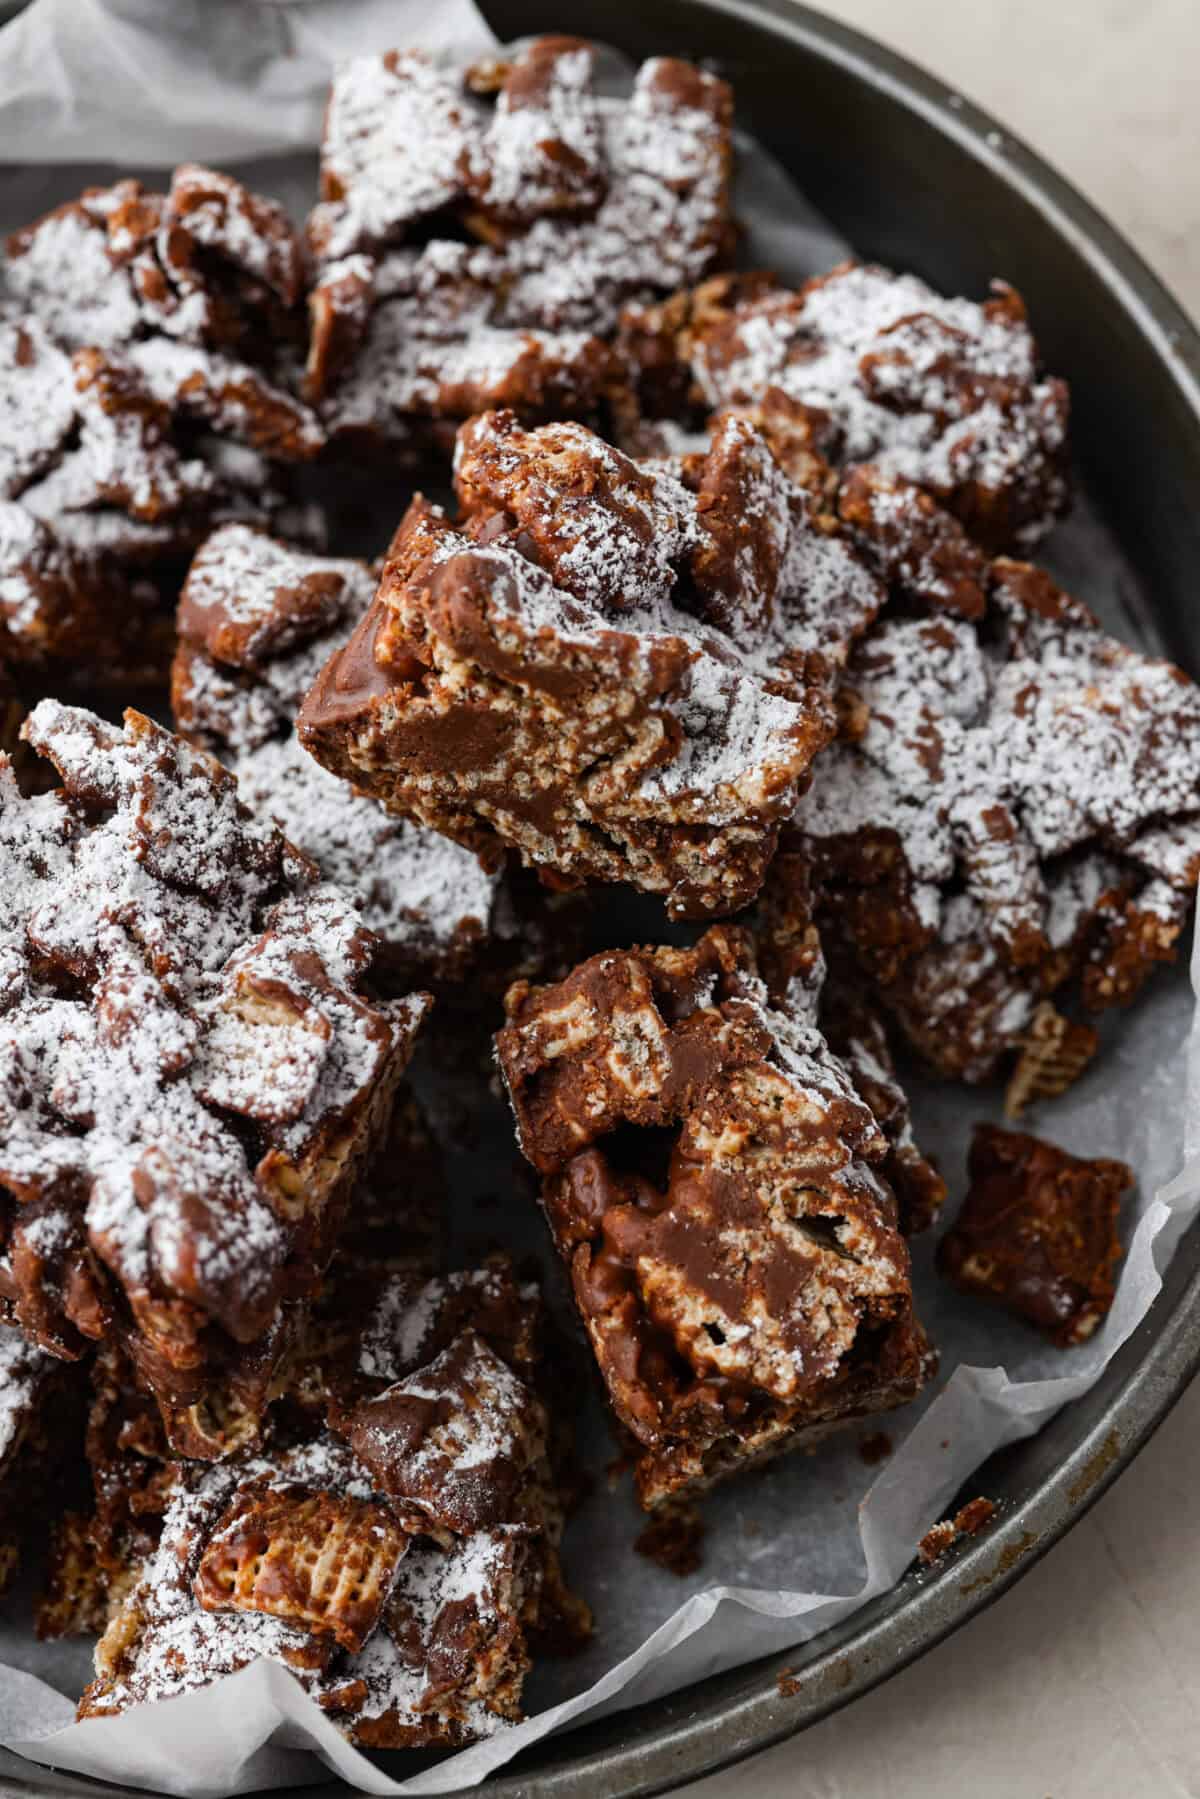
[0,3,1196,1793]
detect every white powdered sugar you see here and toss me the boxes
[374,1333,529,1486]
[310,51,479,263]
[357,1273,447,1382]
[317,241,603,436]
[0,319,79,501]
[494,70,730,334]
[0,1327,53,1467]
[443,414,878,812]
[5,194,145,351]
[124,337,324,458]
[87,1312,539,1740]
[340,1529,521,1738]
[235,736,497,966]
[310,44,731,437]
[465,43,601,219]
[181,523,369,656]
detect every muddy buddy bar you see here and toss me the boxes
[793,557,1200,1093]
[0,701,430,1454]
[298,407,884,919]
[615,261,1070,551]
[496,925,935,1509]
[172,523,501,984]
[304,37,734,453]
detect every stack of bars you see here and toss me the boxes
[0,29,1191,1752]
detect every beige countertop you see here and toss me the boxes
[693,3,1200,1795]
[814,0,1199,320]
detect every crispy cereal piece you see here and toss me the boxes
[461,38,607,231]
[125,338,323,462]
[300,410,882,919]
[305,247,613,442]
[143,164,305,348]
[308,51,481,263]
[81,1448,347,1724]
[938,1124,1130,1344]
[172,523,499,983]
[1004,1000,1099,1120]
[342,1330,547,1536]
[194,1483,408,1652]
[346,1256,546,1401]
[7,167,320,465]
[324,1528,538,1746]
[1,168,322,688]
[837,464,988,619]
[39,1510,118,1639]
[917,1496,996,1565]
[496,926,933,1509]
[9,166,306,363]
[0,311,320,691]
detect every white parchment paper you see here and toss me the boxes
[0,2,1196,1793]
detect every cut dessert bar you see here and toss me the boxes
[0,700,429,1451]
[173,523,500,983]
[938,1124,1129,1345]
[299,408,884,918]
[304,38,734,450]
[617,262,1069,550]
[78,1259,586,1748]
[795,559,1200,1084]
[496,926,934,1508]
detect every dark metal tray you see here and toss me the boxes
[3,2,1199,1794]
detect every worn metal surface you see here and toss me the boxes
[2,1,1199,1794]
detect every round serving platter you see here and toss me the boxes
[1,2,1199,1795]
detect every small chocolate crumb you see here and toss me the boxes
[859,1431,893,1466]
[635,1499,706,1577]
[917,1496,997,1566]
